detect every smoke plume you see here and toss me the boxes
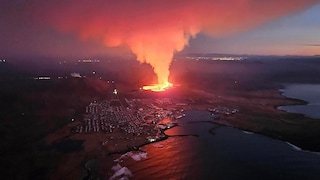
[31,0,319,84]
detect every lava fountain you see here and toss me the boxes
[128,36,190,92]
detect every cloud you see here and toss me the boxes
[28,0,319,84]
[303,44,320,46]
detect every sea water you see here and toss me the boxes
[279,84,320,119]
[110,110,320,180]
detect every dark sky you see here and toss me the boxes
[1,0,320,58]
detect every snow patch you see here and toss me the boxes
[109,166,132,180]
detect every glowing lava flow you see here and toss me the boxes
[143,81,173,92]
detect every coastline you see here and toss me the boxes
[277,87,308,107]
[93,87,320,179]
[44,87,320,179]
[108,108,320,179]
[277,85,320,119]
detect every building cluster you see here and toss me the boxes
[75,98,182,137]
[77,59,100,63]
[125,98,184,122]
[208,106,239,115]
[75,100,143,135]
[33,76,51,80]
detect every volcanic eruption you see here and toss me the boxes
[30,0,319,91]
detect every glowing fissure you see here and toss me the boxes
[142,81,173,92]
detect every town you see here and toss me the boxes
[73,97,186,142]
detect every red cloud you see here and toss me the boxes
[31,0,319,84]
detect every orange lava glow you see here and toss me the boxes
[34,0,320,82]
[143,81,173,92]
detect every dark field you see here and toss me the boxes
[1,55,320,179]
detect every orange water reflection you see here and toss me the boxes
[122,137,200,179]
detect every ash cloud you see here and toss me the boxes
[29,0,319,84]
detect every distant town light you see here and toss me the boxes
[34,76,51,80]
[80,59,100,63]
[71,72,81,78]
[186,56,246,61]
[113,89,118,95]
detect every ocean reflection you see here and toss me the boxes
[111,111,320,180]
[122,137,200,179]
